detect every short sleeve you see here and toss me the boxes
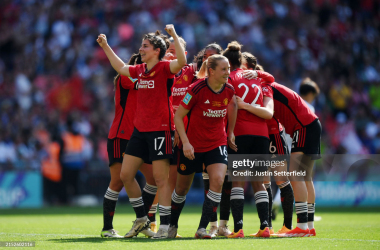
[262,84,273,99]
[164,61,175,77]
[181,88,197,110]
[128,65,140,79]
[120,76,137,90]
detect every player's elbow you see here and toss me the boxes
[264,110,273,120]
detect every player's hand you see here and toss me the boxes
[236,97,246,110]
[97,34,108,48]
[165,24,178,38]
[173,130,180,147]
[243,70,258,80]
[228,132,237,152]
[183,142,195,160]
[164,52,176,61]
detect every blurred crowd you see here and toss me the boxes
[1,0,380,173]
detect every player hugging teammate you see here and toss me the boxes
[97,25,321,239]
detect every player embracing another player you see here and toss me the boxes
[222,42,275,238]
[262,79,321,237]
[97,24,186,239]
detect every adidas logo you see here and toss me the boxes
[271,154,277,158]
[157,151,163,155]
[237,220,243,224]
[205,100,210,104]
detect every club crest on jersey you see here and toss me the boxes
[180,164,186,171]
[223,98,229,106]
[183,93,192,105]
[184,75,188,81]
[212,101,221,107]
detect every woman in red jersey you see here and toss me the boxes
[221,42,274,238]
[100,53,141,238]
[169,55,237,239]
[97,24,186,239]
[262,78,322,238]
[250,62,294,236]
[197,43,234,237]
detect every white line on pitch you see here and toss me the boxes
[0,233,96,237]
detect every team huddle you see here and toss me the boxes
[96,24,322,239]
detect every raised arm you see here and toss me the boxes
[236,96,273,120]
[165,25,187,74]
[227,95,238,152]
[174,105,194,160]
[97,34,131,77]
[242,70,275,83]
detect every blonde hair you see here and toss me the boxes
[196,54,228,79]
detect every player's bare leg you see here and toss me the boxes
[150,159,171,238]
[120,155,152,238]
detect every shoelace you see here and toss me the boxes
[110,229,119,235]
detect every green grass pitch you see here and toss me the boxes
[1,205,379,249]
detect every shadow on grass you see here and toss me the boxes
[48,236,283,244]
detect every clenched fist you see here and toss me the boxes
[165,24,178,38]
[97,34,108,48]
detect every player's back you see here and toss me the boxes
[263,82,317,135]
[229,68,268,137]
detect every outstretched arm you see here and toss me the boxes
[165,24,187,74]
[236,96,273,119]
[97,34,131,77]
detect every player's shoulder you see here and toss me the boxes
[225,82,235,93]
[188,78,207,94]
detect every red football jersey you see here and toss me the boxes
[266,117,284,135]
[129,61,175,132]
[180,79,235,152]
[228,68,268,138]
[108,76,138,140]
[262,82,317,136]
[172,64,196,110]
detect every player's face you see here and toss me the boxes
[210,59,230,84]
[203,48,218,62]
[139,39,158,62]
[166,43,177,59]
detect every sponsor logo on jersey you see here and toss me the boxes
[212,101,221,107]
[139,80,155,89]
[223,98,229,106]
[204,100,210,104]
[183,93,192,105]
[180,164,186,171]
[203,109,227,117]
[172,87,188,96]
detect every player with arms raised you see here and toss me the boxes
[97,24,186,239]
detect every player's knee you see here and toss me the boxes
[119,171,133,184]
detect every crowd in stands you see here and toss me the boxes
[1,0,380,173]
